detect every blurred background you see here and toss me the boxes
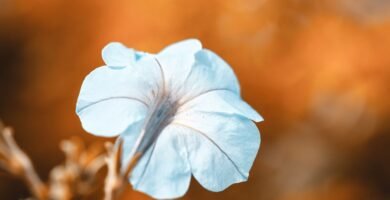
[0,0,390,199]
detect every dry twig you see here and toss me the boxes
[0,121,108,200]
[0,121,48,199]
[103,138,141,200]
[48,137,106,200]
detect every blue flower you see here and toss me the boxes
[76,39,263,199]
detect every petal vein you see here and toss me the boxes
[77,96,149,113]
[171,122,247,178]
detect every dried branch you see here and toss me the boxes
[104,140,122,200]
[0,121,108,200]
[0,120,140,200]
[103,138,142,200]
[0,121,48,200]
[48,137,106,200]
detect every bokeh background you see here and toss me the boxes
[1,0,390,199]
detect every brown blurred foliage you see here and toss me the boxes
[0,0,390,199]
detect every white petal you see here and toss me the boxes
[177,49,240,103]
[156,40,240,104]
[120,120,145,165]
[129,126,191,199]
[159,39,202,56]
[178,90,263,122]
[76,57,162,137]
[78,99,147,137]
[102,42,136,68]
[156,39,202,96]
[172,112,260,191]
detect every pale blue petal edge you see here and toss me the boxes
[178,89,263,122]
[175,48,241,103]
[76,57,162,137]
[158,38,202,56]
[77,99,147,137]
[102,42,137,68]
[172,112,261,192]
[194,49,240,94]
[129,126,192,199]
[155,39,203,98]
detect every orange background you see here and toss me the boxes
[0,0,389,199]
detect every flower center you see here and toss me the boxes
[133,94,177,154]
